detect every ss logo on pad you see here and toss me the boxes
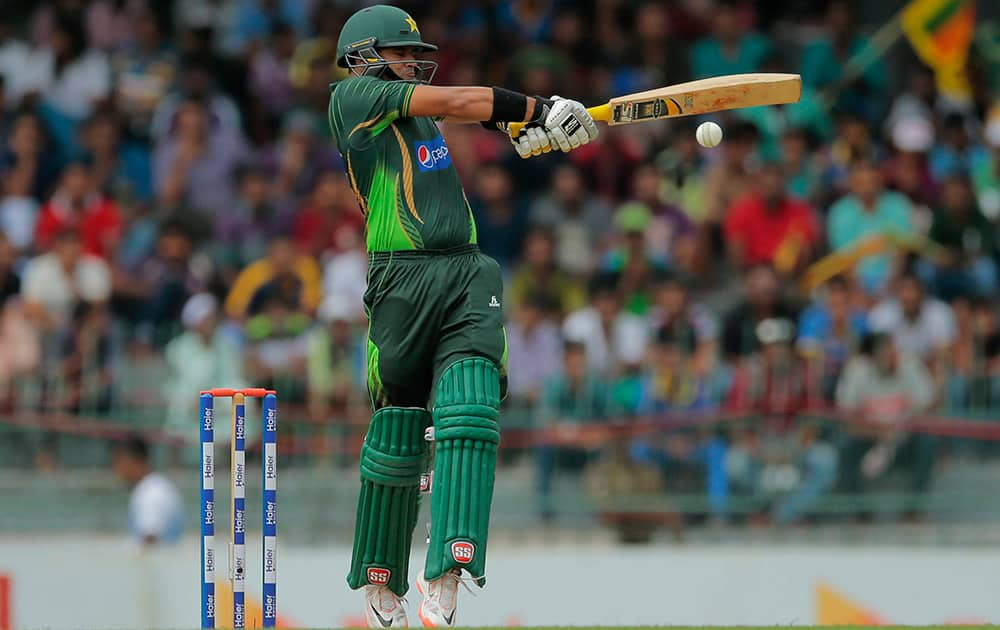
[451,541,474,564]
[367,567,391,585]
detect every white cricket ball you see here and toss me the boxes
[696,121,723,148]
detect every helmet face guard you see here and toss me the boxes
[343,37,438,84]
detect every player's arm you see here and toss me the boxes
[406,86,545,122]
[407,85,599,157]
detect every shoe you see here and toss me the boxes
[365,585,408,628]
[416,570,460,627]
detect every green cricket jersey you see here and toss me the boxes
[328,76,477,252]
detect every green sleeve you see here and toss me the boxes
[328,76,416,148]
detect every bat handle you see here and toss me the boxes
[587,103,612,123]
[507,103,612,139]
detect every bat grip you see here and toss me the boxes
[508,104,612,139]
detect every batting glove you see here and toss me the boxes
[542,96,599,152]
[509,124,552,158]
[483,121,553,159]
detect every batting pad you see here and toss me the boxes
[347,406,430,595]
[425,357,501,586]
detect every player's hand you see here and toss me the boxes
[541,95,599,152]
[508,123,552,159]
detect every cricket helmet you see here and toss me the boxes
[336,5,438,83]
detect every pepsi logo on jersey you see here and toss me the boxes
[414,137,451,172]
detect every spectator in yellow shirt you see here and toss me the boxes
[224,234,322,321]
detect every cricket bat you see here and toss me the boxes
[509,73,801,137]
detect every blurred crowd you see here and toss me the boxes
[1,0,1000,528]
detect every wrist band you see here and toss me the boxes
[488,87,530,123]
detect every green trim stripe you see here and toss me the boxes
[371,110,401,136]
[401,83,416,116]
[500,326,509,373]
[463,190,477,244]
[925,0,963,33]
[396,182,425,248]
[367,337,383,406]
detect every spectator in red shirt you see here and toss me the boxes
[723,162,819,272]
[725,317,818,422]
[724,316,835,526]
[292,169,364,260]
[34,156,123,259]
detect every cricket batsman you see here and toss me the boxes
[329,4,599,628]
